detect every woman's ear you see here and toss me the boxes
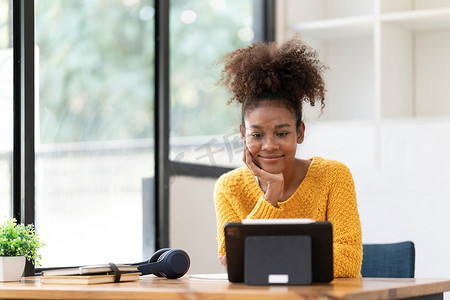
[297,122,305,144]
[239,124,245,143]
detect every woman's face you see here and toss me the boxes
[240,102,304,175]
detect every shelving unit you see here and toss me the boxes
[276,2,450,281]
[282,0,450,121]
[291,16,374,40]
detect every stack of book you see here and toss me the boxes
[40,264,141,285]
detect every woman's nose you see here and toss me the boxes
[262,136,278,151]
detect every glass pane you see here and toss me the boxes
[35,0,155,267]
[169,0,253,168]
[0,0,13,218]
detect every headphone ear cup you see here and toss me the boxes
[157,249,190,279]
[149,248,171,277]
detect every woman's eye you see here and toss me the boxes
[277,132,289,137]
[251,133,263,138]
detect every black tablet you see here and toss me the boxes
[224,219,333,283]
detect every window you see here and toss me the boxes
[12,0,272,271]
[0,0,13,219]
[34,0,155,267]
[169,0,253,168]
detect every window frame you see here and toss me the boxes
[12,0,35,276]
[159,0,275,251]
[13,0,275,275]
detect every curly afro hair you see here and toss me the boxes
[218,35,327,128]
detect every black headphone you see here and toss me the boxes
[136,248,190,279]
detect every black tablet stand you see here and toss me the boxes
[244,235,312,285]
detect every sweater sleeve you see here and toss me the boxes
[214,170,284,256]
[214,175,242,257]
[327,162,363,278]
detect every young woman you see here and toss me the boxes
[214,36,363,278]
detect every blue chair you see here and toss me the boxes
[361,241,415,278]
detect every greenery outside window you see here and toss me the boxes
[0,0,13,220]
[169,0,254,168]
[11,0,271,271]
[34,0,155,267]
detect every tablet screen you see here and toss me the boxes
[224,220,333,283]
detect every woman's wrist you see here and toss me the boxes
[264,182,283,207]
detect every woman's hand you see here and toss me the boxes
[243,143,284,207]
[218,255,227,271]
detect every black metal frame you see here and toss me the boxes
[169,161,233,178]
[253,0,276,42]
[12,0,275,271]
[12,0,35,276]
[154,0,170,250]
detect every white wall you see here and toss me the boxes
[300,117,450,280]
[169,176,224,274]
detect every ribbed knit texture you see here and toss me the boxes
[214,157,363,278]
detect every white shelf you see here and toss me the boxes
[381,7,450,31]
[292,16,374,40]
[282,0,450,120]
[380,0,450,14]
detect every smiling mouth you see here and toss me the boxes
[259,155,284,163]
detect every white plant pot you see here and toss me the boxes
[0,256,26,282]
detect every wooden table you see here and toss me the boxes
[0,276,449,300]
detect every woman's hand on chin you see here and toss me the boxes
[243,144,284,207]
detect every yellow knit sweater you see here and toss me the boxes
[214,156,362,278]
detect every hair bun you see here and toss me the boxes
[218,35,327,112]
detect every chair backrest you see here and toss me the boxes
[361,241,415,278]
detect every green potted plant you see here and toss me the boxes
[0,218,45,281]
